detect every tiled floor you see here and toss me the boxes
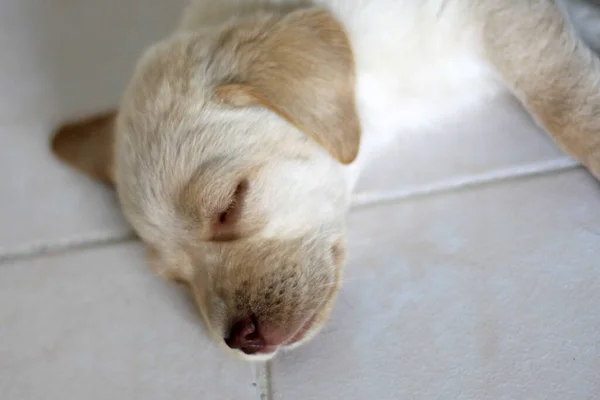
[1,1,599,400]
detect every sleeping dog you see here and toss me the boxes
[52,0,600,360]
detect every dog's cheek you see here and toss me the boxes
[145,246,195,284]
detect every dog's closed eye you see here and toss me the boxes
[212,179,248,241]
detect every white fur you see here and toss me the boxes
[318,0,500,190]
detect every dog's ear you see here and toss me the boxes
[51,111,117,186]
[213,9,361,164]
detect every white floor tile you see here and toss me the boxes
[0,243,257,400]
[0,0,186,125]
[272,169,600,400]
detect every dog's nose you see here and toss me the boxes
[224,314,266,354]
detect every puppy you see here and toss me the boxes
[52,0,600,360]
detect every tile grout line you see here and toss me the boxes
[0,158,581,264]
[0,231,137,264]
[252,361,272,400]
[351,158,581,209]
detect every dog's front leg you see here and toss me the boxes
[479,0,600,179]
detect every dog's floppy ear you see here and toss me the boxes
[51,111,117,186]
[213,9,361,164]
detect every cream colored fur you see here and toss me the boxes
[52,0,600,360]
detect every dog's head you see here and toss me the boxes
[51,8,360,360]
